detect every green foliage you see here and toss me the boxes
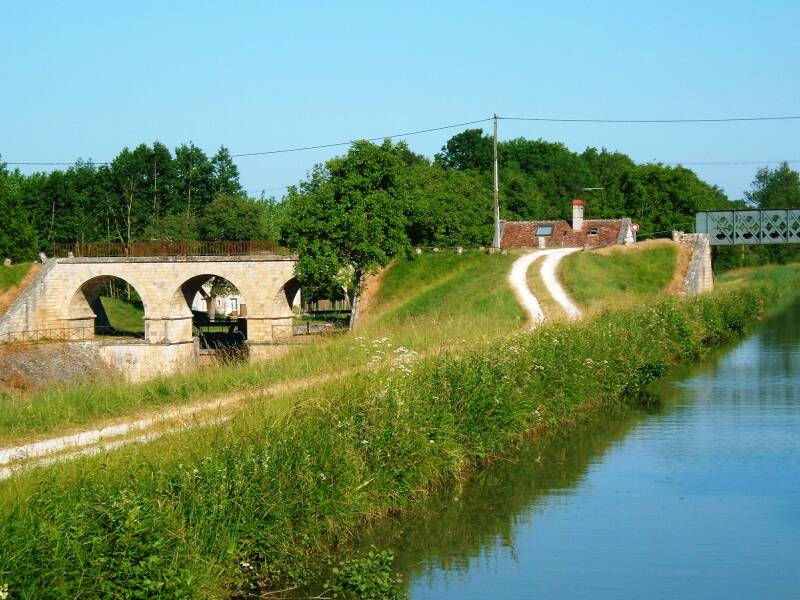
[1,268,795,598]
[142,212,199,241]
[434,128,492,171]
[0,162,37,261]
[210,146,242,196]
[405,166,493,246]
[0,262,32,293]
[282,140,411,292]
[325,550,403,600]
[199,194,271,241]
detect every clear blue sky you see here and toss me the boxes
[1,0,798,200]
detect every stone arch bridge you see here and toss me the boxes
[0,253,299,380]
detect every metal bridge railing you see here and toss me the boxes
[697,209,800,245]
[52,240,290,258]
[0,326,141,345]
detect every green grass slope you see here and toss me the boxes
[368,251,523,347]
[100,296,145,335]
[0,263,32,293]
[560,244,678,312]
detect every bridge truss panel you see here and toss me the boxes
[697,209,800,245]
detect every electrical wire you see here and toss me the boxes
[498,115,800,123]
[4,113,800,166]
[229,118,492,158]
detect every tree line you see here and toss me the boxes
[3,131,800,292]
[0,143,281,261]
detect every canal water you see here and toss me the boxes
[353,299,800,599]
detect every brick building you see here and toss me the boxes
[499,199,634,249]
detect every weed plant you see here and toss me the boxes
[0,267,797,599]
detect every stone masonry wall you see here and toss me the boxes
[0,255,299,380]
[676,232,714,295]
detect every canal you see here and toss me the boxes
[351,298,800,599]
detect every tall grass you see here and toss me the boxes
[1,266,796,599]
[0,251,520,444]
[560,245,677,312]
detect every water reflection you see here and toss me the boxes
[348,300,800,599]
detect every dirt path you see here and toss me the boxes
[0,373,340,479]
[540,248,582,320]
[509,248,582,329]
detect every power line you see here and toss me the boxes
[4,112,800,166]
[2,117,491,166]
[498,115,800,123]
[229,118,492,158]
[663,159,800,166]
[3,160,111,166]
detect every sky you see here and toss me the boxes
[1,0,798,201]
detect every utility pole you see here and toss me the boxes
[492,114,501,249]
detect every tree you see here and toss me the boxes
[109,145,151,252]
[199,194,269,240]
[434,128,493,171]
[175,143,214,217]
[745,162,800,209]
[0,161,38,261]
[145,141,177,224]
[211,146,242,196]
[281,140,411,295]
[405,165,493,246]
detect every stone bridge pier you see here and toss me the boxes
[0,254,299,379]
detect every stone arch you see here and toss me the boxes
[272,277,301,319]
[172,273,248,346]
[67,274,149,340]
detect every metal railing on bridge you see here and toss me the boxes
[0,326,141,345]
[697,209,800,245]
[52,240,289,258]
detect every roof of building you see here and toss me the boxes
[499,218,628,248]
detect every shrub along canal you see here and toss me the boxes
[344,297,800,599]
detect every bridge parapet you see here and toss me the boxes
[697,209,800,245]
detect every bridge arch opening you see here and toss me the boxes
[68,276,147,340]
[271,277,302,340]
[175,274,248,352]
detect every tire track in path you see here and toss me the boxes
[508,248,582,329]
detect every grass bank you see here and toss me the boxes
[100,296,145,335]
[1,266,797,599]
[560,243,677,312]
[0,263,32,293]
[0,251,520,444]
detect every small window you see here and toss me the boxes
[588,228,598,235]
[536,224,554,236]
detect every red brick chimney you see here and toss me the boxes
[572,199,585,231]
